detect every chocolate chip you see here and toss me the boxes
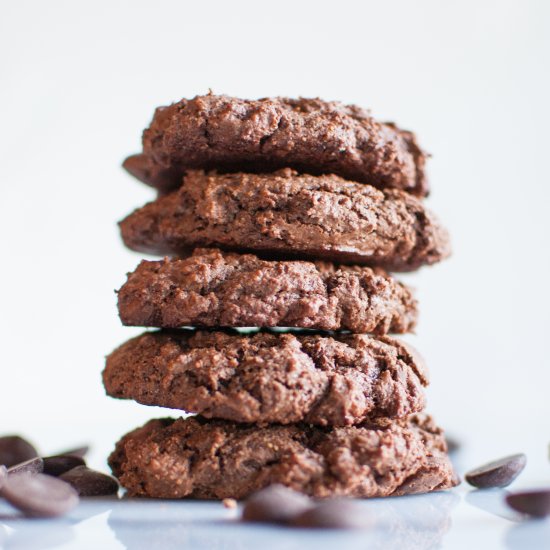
[292,500,372,529]
[465,454,526,488]
[242,484,312,524]
[43,455,86,477]
[54,446,89,458]
[506,490,550,518]
[0,473,79,517]
[445,436,460,454]
[0,436,38,467]
[59,466,119,496]
[7,457,44,476]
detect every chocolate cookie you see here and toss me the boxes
[108,414,457,499]
[117,248,417,333]
[103,329,428,426]
[124,94,429,196]
[119,169,450,270]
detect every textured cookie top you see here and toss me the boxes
[119,169,450,271]
[108,414,457,500]
[117,248,417,333]
[124,94,429,196]
[103,329,428,426]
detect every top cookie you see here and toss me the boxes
[123,94,429,196]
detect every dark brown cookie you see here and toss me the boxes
[103,329,428,426]
[125,94,429,196]
[117,248,417,333]
[108,414,457,499]
[119,169,450,271]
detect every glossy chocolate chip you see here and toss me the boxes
[59,466,119,496]
[465,454,526,488]
[0,473,79,517]
[43,455,86,477]
[54,446,89,459]
[7,457,44,476]
[242,484,312,524]
[506,490,550,518]
[0,436,38,467]
[445,436,461,454]
[292,500,372,529]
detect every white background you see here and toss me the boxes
[1,0,549,484]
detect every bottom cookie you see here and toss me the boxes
[109,415,458,500]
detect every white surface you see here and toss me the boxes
[0,484,549,550]
[0,1,549,548]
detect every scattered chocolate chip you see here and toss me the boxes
[465,454,526,488]
[0,473,79,517]
[0,465,7,488]
[54,446,89,459]
[292,500,372,529]
[445,436,460,454]
[7,457,44,476]
[222,498,237,509]
[59,466,119,496]
[242,484,312,524]
[0,436,38,467]
[43,455,86,477]
[506,490,550,518]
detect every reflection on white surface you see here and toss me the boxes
[109,492,457,550]
[505,520,550,550]
[0,486,547,550]
[465,489,518,522]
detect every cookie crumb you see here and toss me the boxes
[223,498,237,509]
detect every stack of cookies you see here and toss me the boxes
[104,94,459,500]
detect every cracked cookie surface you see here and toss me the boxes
[103,329,428,426]
[117,248,418,333]
[124,94,429,196]
[108,414,457,499]
[119,169,450,270]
